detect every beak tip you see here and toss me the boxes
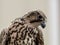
[41,22,46,28]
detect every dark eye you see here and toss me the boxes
[38,16,43,21]
[38,16,43,18]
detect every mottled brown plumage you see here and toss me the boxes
[0,10,47,45]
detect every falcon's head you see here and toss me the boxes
[23,10,47,28]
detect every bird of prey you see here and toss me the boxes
[0,10,47,45]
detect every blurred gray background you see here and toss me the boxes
[0,0,59,45]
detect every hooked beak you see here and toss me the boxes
[41,21,46,28]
